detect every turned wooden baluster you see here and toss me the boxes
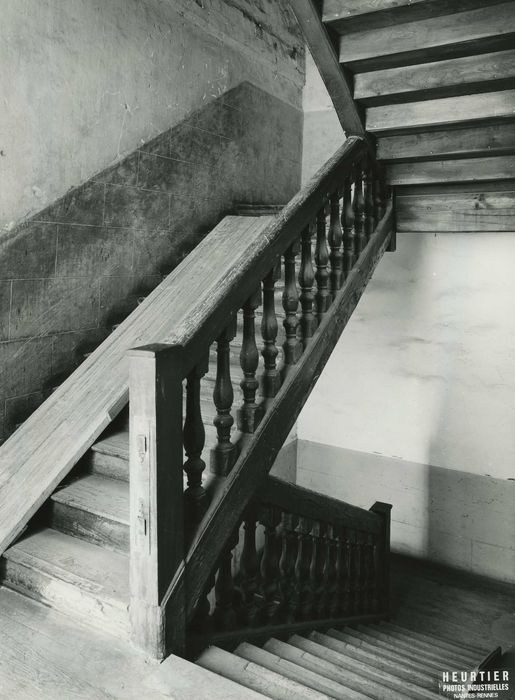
[309,521,326,620]
[365,533,378,614]
[238,287,264,434]
[353,163,365,257]
[299,223,316,348]
[374,166,383,224]
[261,262,281,407]
[211,316,238,476]
[364,159,375,242]
[190,572,215,634]
[328,190,344,298]
[315,203,330,321]
[257,505,282,624]
[342,175,355,279]
[292,516,313,620]
[279,512,297,621]
[213,530,239,631]
[183,353,209,533]
[281,241,301,379]
[330,527,344,618]
[358,531,368,614]
[352,530,362,614]
[324,525,338,618]
[239,506,260,626]
[347,529,358,615]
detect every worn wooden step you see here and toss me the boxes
[376,123,515,162]
[387,155,515,185]
[1,529,129,639]
[334,627,445,672]
[196,645,329,699]
[290,633,438,696]
[321,0,493,34]
[315,629,438,680]
[236,641,371,700]
[266,637,417,700]
[375,622,479,666]
[50,475,129,553]
[355,49,515,106]
[366,89,515,135]
[354,623,474,669]
[335,3,515,71]
[380,621,490,657]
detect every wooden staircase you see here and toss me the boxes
[0,285,288,639]
[196,622,490,699]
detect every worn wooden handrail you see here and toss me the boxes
[128,136,395,658]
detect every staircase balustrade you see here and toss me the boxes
[127,136,395,658]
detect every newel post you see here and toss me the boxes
[370,501,392,617]
[128,343,185,659]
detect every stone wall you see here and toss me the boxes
[0,1,305,442]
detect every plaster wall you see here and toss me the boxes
[0,1,304,442]
[302,50,345,183]
[297,232,515,582]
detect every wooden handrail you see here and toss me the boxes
[257,476,382,535]
[141,137,367,378]
[127,136,394,657]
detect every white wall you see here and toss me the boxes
[297,232,515,582]
[0,0,303,230]
[302,50,345,183]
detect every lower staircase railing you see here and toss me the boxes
[187,475,391,658]
[128,136,395,658]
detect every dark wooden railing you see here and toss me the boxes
[127,136,395,659]
[187,476,391,657]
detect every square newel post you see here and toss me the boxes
[370,501,392,617]
[128,343,185,659]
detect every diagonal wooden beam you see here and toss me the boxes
[290,0,365,136]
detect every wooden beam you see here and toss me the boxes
[322,0,493,33]
[377,124,515,162]
[289,0,365,135]
[387,156,515,185]
[337,3,515,71]
[355,50,515,106]
[396,190,515,232]
[162,203,394,625]
[367,90,515,134]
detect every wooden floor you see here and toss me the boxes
[0,554,513,699]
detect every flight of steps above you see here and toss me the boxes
[197,621,491,699]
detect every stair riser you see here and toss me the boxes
[372,627,476,667]
[282,642,440,700]
[264,641,415,700]
[50,501,129,554]
[322,632,439,679]
[381,621,489,657]
[0,558,129,640]
[342,630,445,672]
[87,451,129,482]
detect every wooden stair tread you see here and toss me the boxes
[3,528,129,607]
[235,641,373,700]
[52,475,129,526]
[335,3,515,71]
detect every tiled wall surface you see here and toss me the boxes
[0,83,302,442]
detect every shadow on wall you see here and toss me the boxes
[0,81,302,442]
